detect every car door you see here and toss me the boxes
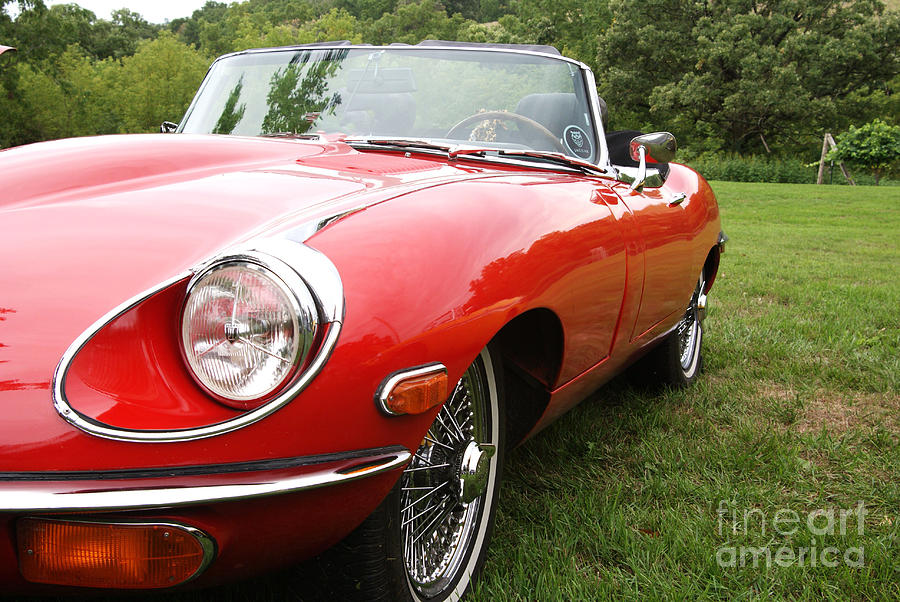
[606,174,702,342]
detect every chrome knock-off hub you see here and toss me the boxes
[457,441,495,504]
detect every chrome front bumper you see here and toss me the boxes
[0,446,410,512]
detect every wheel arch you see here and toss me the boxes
[489,307,563,448]
[702,244,721,293]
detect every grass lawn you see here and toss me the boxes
[28,181,898,601]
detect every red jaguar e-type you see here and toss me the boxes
[0,41,725,599]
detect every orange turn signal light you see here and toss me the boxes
[17,518,212,589]
[378,365,448,415]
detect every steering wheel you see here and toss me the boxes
[446,111,565,153]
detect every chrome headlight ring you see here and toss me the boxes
[52,239,344,443]
[181,254,318,408]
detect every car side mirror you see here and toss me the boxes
[629,132,677,164]
[160,121,178,133]
[628,132,676,192]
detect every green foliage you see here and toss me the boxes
[335,0,398,22]
[598,0,900,155]
[366,0,468,45]
[14,44,117,140]
[167,2,229,48]
[827,119,900,185]
[680,151,898,185]
[499,0,610,66]
[6,1,159,61]
[113,32,211,132]
[297,8,364,44]
[684,153,817,184]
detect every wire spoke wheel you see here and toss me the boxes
[318,347,504,602]
[635,267,709,387]
[677,272,706,372]
[400,349,500,600]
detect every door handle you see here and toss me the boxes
[668,192,687,206]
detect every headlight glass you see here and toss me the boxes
[181,260,317,408]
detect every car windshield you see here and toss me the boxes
[179,46,598,162]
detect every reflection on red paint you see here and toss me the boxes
[0,379,50,391]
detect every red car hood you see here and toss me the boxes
[0,134,487,462]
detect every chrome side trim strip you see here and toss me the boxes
[375,363,448,416]
[1,450,410,512]
[18,517,217,586]
[52,239,345,443]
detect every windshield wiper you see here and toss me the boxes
[260,132,321,140]
[345,137,610,176]
[492,150,609,176]
[344,138,460,154]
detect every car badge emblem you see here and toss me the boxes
[571,130,584,147]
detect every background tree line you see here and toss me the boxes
[1,0,898,175]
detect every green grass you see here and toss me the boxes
[30,182,899,601]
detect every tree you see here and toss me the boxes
[365,0,467,44]
[169,1,228,50]
[9,2,97,62]
[14,44,118,140]
[295,8,363,44]
[597,0,900,154]
[113,32,210,132]
[828,119,900,185]
[90,9,159,59]
[498,0,609,66]
[5,1,158,61]
[335,0,398,21]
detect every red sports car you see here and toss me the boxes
[0,41,725,599]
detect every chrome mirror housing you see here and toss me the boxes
[160,121,178,133]
[629,132,677,164]
[628,131,677,192]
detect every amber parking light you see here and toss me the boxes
[377,364,449,416]
[17,518,213,589]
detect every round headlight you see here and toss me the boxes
[181,259,318,409]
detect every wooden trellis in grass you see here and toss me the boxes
[816,133,855,186]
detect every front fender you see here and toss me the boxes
[307,172,628,455]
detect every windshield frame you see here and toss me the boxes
[177,43,610,170]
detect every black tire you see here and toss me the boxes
[640,270,707,387]
[321,346,505,601]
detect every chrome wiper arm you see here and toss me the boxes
[345,137,457,153]
[259,132,320,140]
[345,138,501,160]
[494,150,609,176]
[346,138,610,176]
